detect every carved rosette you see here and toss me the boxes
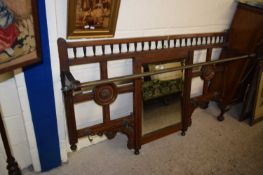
[200,65,216,81]
[93,83,118,106]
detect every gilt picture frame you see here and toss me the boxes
[67,0,121,39]
[0,0,41,74]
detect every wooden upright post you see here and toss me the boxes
[0,112,21,175]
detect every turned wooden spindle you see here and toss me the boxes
[0,112,21,175]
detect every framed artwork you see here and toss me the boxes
[251,61,263,125]
[0,0,41,74]
[239,0,263,8]
[67,0,121,39]
[240,60,263,125]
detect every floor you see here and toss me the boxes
[24,103,263,175]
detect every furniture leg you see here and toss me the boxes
[0,112,21,175]
[134,148,140,155]
[217,103,229,121]
[64,91,78,151]
[181,129,187,136]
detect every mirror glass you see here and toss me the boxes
[142,60,184,135]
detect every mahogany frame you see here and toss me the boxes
[57,32,227,154]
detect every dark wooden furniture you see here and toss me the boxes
[241,59,263,125]
[57,32,228,154]
[250,60,263,125]
[134,51,190,145]
[214,3,263,119]
[0,113,21,175]
[205,1,263,121]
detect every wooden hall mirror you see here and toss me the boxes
[133,50,192,145]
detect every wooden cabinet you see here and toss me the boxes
[229,2,263,53]
[208,1,263,120]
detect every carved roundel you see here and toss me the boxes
[201,65,216,81]
[93,83,118,106]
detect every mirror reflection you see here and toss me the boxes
[142,61,184,135]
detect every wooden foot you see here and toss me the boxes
[70,144,77,151]
[217,106,229,122]
[181,125,188,136]
[7,157,21,175]
[105,131,117,140]
[216,101,229,122]
[217,114,225,121]
[134,149,140,155]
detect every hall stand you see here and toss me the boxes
[0,112,21,175]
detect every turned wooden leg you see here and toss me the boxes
[105,131,117,140]
[217,110,225,121]
[181,111,189,136]
[70,144,77,151]
[123,128,135,150]
[181,112,191,136]
[64,91,78,151]
[181,126,188,136]
[134,148,140,155]
[126,133,134,150]
[0,112,22,175]
[7,156,21,175]
[217,104,229,122]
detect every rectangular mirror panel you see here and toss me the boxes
[142,61,184,135]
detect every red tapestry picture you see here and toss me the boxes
[0,0,40,74]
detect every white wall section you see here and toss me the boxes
[0,71,40,175]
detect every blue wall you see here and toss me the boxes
[24,0,61,171]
